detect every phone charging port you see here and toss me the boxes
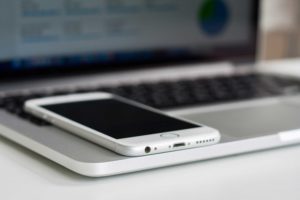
[173,143,186,148]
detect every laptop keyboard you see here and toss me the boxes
[1,73,300,126]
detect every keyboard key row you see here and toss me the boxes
[1,73,299,126]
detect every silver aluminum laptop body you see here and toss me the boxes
[1,0,300,177]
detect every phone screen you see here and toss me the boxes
[42,99,199,139]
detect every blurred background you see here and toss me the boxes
[261,0,300,60]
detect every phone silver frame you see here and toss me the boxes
[24,92,220,156]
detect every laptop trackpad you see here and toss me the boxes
[178,98,300,140]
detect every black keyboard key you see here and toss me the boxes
[168,82,195,105]
[127,84,154,105]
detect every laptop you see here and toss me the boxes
[1,0,300,177]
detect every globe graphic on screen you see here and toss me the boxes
[198,0,230,36]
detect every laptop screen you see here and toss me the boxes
[0,0,259,76]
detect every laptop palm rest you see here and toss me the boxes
[1,97,300,177]
[181,98,300,140]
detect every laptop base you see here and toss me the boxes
[1,97,300,177]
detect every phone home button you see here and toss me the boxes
[160,133,180,138]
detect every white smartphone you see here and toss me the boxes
[24,92,221,157]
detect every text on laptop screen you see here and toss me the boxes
[0,0,258,72]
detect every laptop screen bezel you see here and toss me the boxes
[0,0,260,80]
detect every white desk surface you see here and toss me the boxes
[2,59,300,200]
